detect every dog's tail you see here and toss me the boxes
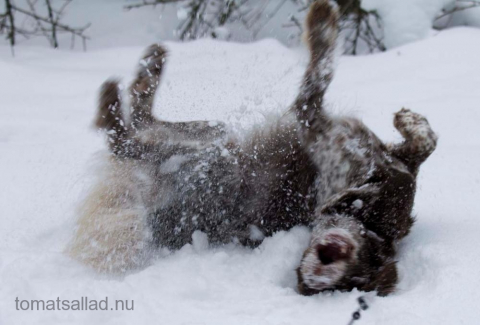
[293,0,339,143]
[95,79,128,154]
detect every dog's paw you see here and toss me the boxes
[138,44,168,78]
[394,108,428,138]
[394,108,437,155]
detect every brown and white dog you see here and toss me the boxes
[68,0,437,296]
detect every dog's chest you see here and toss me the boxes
[310,123,376,205]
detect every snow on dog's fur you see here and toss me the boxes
[69,0,437,295]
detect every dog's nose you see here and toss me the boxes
[316,236,353,265]
[317,243,340,265]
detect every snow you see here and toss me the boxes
[362,0,452,48]
[362,0,480,48]
[1,24,480,325]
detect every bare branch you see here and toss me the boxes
[1,1,90,52]
[124,0,385,55]
[5,0,16,53]
[54,0,73,23]
[124,0,187,10]
[10,3,90,39]
[435,1,480,21]
[26,0,51,45]
[45,0,58,48]
[288,15,302,32]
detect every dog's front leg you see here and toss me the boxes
[388,108,438,173]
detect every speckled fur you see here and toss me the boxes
[293,0,437,295]
[70,0,437,296]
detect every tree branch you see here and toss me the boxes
[10,3,90,45]
[5,0,15,52]
[435,1,480,21]
[124,0,187,10]
[45,0,58,48]
[1,1,90,52]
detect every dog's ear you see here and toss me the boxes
[359,260,398,296]
[374,261,398,296]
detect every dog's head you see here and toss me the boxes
[296,214,398,296]
[297,164,417,296]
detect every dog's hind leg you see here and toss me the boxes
[129,44,168,130]
[389,108,438,173]
[128,44,227,140]
[292,0,339,145]
[95,79,129,155]
[95,67,197,162]
[96,44,228,163]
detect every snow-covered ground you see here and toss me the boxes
[1,25,480,324]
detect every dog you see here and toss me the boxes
[68,0,437,296]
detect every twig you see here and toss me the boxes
[45,0,58,48]
[1,0,89,52]
[435,2,480,21]
[179,0,206,40]
[5,0,15,54]
[289,15,302,32]
[10,3,90,49]
[124,0,187,10]
[53,0,73,23]
[26,0,51,45]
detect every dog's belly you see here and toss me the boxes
[146,145,245,249]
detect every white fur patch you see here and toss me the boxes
[67,159,152,274]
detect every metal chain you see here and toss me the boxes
[347,296,369,325]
